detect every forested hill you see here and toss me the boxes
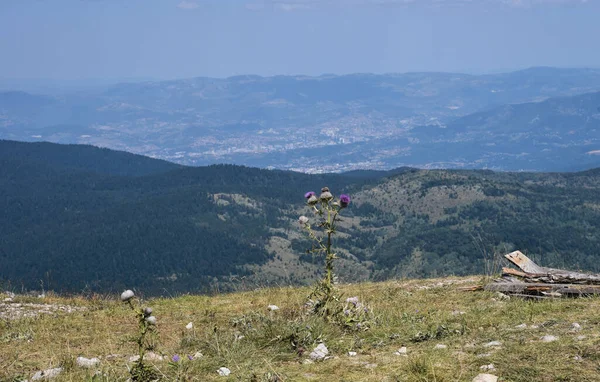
[4,140,600,295]
[0,140,181,176]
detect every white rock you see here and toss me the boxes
[495,292,510,300]
[479,364,495,371]
[573,355,583,361]
[571,323,582,331]
[217,367,231,376]
[483,341,502,348]
[309,343,329,361]
[31,367,63,380]
[451,310,466,315]
[186,322,193,330]
[348,351,357,357]
[267,305,280,311]
[576,335,587,341]
[541,335,558,343]
[394,347,408,356]
[472,374,498,382]
[515,323,527,329]
[434,344,447,349]
[3,297,12,302]
[530,325,539,329]
[476,353,492,358]
[76,357,100,368]
[128,355,140,362]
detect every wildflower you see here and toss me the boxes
[120,290,135,302]
[143,307,153,316]
[298,216,309,225]
[187,355,194,361]
[307,195,318,205]
[339,194,351,208]
[346,296,359,305]
[172,354,181,363]
[145,316,157,325]
[304,191,316,199]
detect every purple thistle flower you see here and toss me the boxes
[339,194,351,207]
[172,354,181,363]
[304,191,316,199]
[187,355,194,361]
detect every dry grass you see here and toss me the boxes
[2,277,600,381]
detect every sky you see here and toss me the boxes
[0,0,599,81]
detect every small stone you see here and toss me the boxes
[571,323,582,331]
[267,305,280,311]
[394,347,408,356]
[3,297,12,302]
[348,351,357,357]
[144,352,164,361]
[515,323,527,329]
[31,367,63,380]
[495,292,510,300]
[476,353,492,358]
[541,335,558,343]
[193,351,204,359]
[363,363,377,369]
[309,343,329,361]
[186,322,193,330]
[576,335,586,341]
[529,325,539,329]
[434,344,447,349]
[573,355,583,361]
[479,364,495,371]
[217,367,231,376]
[302,359,314,364]
[76,357,100,368]
[472,374,498,382]
[128,355,140,362]
[451,310,466,315]
[484,341,502,348]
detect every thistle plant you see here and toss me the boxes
[121,289,160,381]
[299,187,351,318]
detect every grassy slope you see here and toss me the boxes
[2,278,600,382]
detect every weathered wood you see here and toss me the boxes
[485,282,600,296]
[503,251,600,284]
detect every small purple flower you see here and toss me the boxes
[172,354,181,363]
[304,191,316,199]
[187,355,194,361]
[339,194,351,207]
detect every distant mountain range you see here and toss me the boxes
[4,140,600,295]
[2,67,600,172]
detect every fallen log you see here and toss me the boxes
[485,281,600,296]
[503,251,600,285]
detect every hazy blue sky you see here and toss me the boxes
[1,0,599,80]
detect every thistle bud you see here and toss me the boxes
[120,290,135,302]
[145,316,157,325]
[298,216,309,225]
[319,191,333,201]
[321,187,330,192]
[307,195,318,205]
[339,194,351,208]
[304,191,316,199]
[143,307,153,316]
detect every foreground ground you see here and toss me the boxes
[1,277,600,381]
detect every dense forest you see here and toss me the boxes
[3,140,600,295]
